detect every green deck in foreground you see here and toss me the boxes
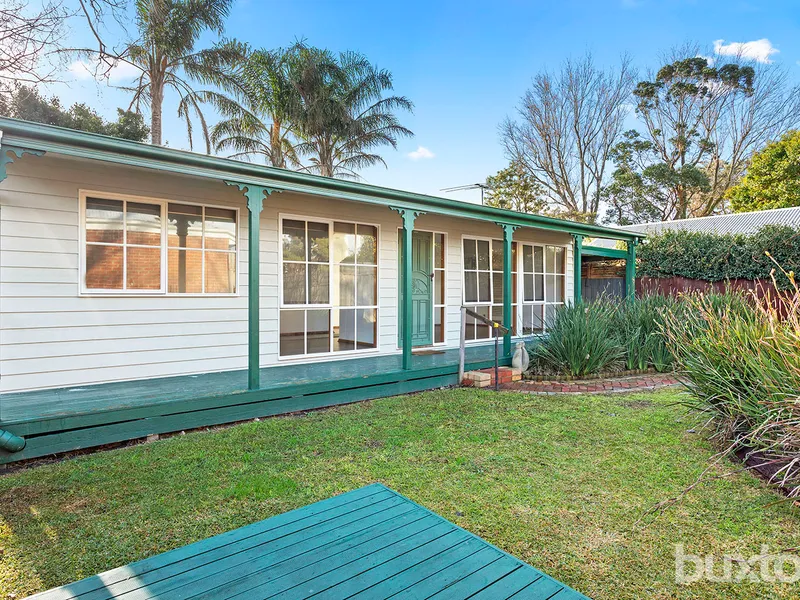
[0,345,510,463]
[28,483,589,600]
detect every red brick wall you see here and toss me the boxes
[85,245,124,289]
[86,231,235,292]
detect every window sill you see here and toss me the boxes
[79,293,241,298]
[276,347,383,363]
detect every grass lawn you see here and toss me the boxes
[0,388,798,599]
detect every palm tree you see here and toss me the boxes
[210,47,301,168]
[291,48,414,179]
[121,0,244,150]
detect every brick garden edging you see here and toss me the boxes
[523,367,656,382]
[503,373,682,394]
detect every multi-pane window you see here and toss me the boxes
[280,217,378,357]
[83,194,238,295]
[332,222,378,352]
[167,204,237,294]
[521,244,565,333]
[462,238,517,340]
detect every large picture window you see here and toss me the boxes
[82,193,238,295]
[462,237,517,340]
[521,244,565,333]
[280,217,379,357]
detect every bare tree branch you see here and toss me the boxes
[501,54,636,223]
[0,0,68,94]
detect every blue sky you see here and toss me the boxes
[47,0,800,204]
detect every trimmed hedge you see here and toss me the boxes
[637,225,800,287]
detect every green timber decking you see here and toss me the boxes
[28,483,589,600]
[0,345,510,464]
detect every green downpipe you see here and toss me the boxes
[0,429,25,452]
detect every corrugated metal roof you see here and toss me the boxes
[622,207,800,235]
[587,207,800,247]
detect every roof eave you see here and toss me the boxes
[0,117,643,241]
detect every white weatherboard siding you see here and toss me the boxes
[0,154,574,393]
[1,155,249,393]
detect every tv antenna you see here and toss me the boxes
[441,183,489,205]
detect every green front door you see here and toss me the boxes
[411,231,433,346]
[399,230,433,347]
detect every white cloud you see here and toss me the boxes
[713,38,779,64]
[69,59,141,82]
[408,146,435,160]
[696,54,715,66]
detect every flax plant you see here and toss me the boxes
[663,265,800,497]
[532,300,625,377]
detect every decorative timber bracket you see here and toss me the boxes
[0,143,45,182]
[224,181,282,213]
[389,205,426,228]
[495,222,519,238]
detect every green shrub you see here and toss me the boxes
[638,225,800,288]
[532,301,624,377]
[529,292,755,379]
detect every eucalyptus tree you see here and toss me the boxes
[291,48,414,179]
[604,44,800,223]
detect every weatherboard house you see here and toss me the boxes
[0,118,641,463]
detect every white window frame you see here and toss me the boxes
[394,228,448,348]
[278,213,381,360]
[460,234,518,343]
[518,242,568,335]
[432,231,448,346]
[79,190,240,297]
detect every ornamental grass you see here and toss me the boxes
[662,268,800,498]
[531,295,682,377]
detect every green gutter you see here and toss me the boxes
[0,117,644,242]
[582,246,629,260]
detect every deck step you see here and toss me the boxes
[462,367,522,388]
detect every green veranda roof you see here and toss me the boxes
[0,116,642,242]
